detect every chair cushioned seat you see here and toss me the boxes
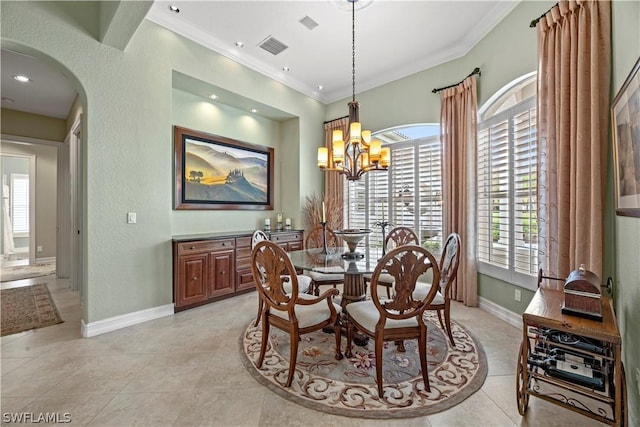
[282,275,312,294]
[346,300,419,331]
[363,272,394,284]
[308,270,343,282]
[270,293,341,329]
[413,282,445,305]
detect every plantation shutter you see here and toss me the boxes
[513,106,538,275]
[11,173,29,234]
[391,145,415,230]
[477,118,510,268]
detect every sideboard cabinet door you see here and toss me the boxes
[176,253,209,307]
[208,249,235,298]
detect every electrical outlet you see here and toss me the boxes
[515,289,522,302]
[127,212,137,224]
[37,245,43,252]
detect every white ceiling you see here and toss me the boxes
[1,0,519,120]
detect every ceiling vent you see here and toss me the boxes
[299,15,319,30]
[258,36,288,56]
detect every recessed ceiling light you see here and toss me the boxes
[235,41,244,48]
[2,97,15,104]
[13,75,31,83]
[282,66,290,72]
[317,85,324,91]
[209,94,218,100]
[168,5,179,13]
[251,108,258,113]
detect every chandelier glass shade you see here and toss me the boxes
[317,0,390,181]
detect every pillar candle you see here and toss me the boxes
[322,201,326,223]
[285,218,291,226]
[277,213,283,222]
[264,218,270,227]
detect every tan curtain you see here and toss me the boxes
[324,118,348,230]
[440,76,478,307]
[536,0,611,285]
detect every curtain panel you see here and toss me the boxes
[536,0,611,283]
[440,76,478,307]
[323,118,348,230]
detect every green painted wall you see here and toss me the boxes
[611,2,640,425]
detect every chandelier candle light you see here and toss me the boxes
[317,0,390,181]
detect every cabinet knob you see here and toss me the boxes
[220,271,225,275]
[222,243,226,246]
[192,276,198,280]
[190,246,196,250]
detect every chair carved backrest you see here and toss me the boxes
[305,225,341,249]
[251,240,298,313]
[251,241,299,311]
[252,230,269,249]
[439,233,461,296]
[370,245,441,321]
[385,226,419,251]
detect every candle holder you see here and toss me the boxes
[374,221,393,257]
[320,221,328,254]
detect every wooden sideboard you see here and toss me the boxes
[172,230,304,312]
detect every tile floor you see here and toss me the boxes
[1,276,608,426]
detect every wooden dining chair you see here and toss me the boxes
[305,225,344,296]
[415,233,461,346]
[345,245,441,398]
[251,230,312,326]
[251,240,343,387]
[364,226,419,298]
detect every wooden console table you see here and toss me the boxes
[517,287,627,426]
[172,230,303,312]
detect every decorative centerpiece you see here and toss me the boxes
[334,228,372,259]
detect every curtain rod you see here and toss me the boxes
[323,115,348,125]
[432,67,481,94]
[530,2,558,28]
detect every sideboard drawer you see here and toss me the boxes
[177,239,235,255]
[270,232,303,243]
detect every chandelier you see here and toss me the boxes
[317,0,390,181]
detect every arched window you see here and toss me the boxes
[343,124,442,259]
[477,72,538,287]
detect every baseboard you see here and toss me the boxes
[36,257,55,264]
[81,303,174,337]
[478,296,522,329]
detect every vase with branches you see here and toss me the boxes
[302,193,342,229]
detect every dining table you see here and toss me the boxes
[287,246,383,346]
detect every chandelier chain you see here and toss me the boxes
[352,0,356,102]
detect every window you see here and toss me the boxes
[477,73,538,287]
[10,173,29,235]
[343,124,443,260]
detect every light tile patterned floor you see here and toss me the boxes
[1,276,607,426]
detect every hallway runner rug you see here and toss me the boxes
[240,312,487,418]
[1,284,64,336]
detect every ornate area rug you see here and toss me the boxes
[240,312,487,418]
[1,262,56,282]
[1,284,63,336]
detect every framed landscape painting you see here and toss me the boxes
[611,56,640,218]
[174,126,274,210]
